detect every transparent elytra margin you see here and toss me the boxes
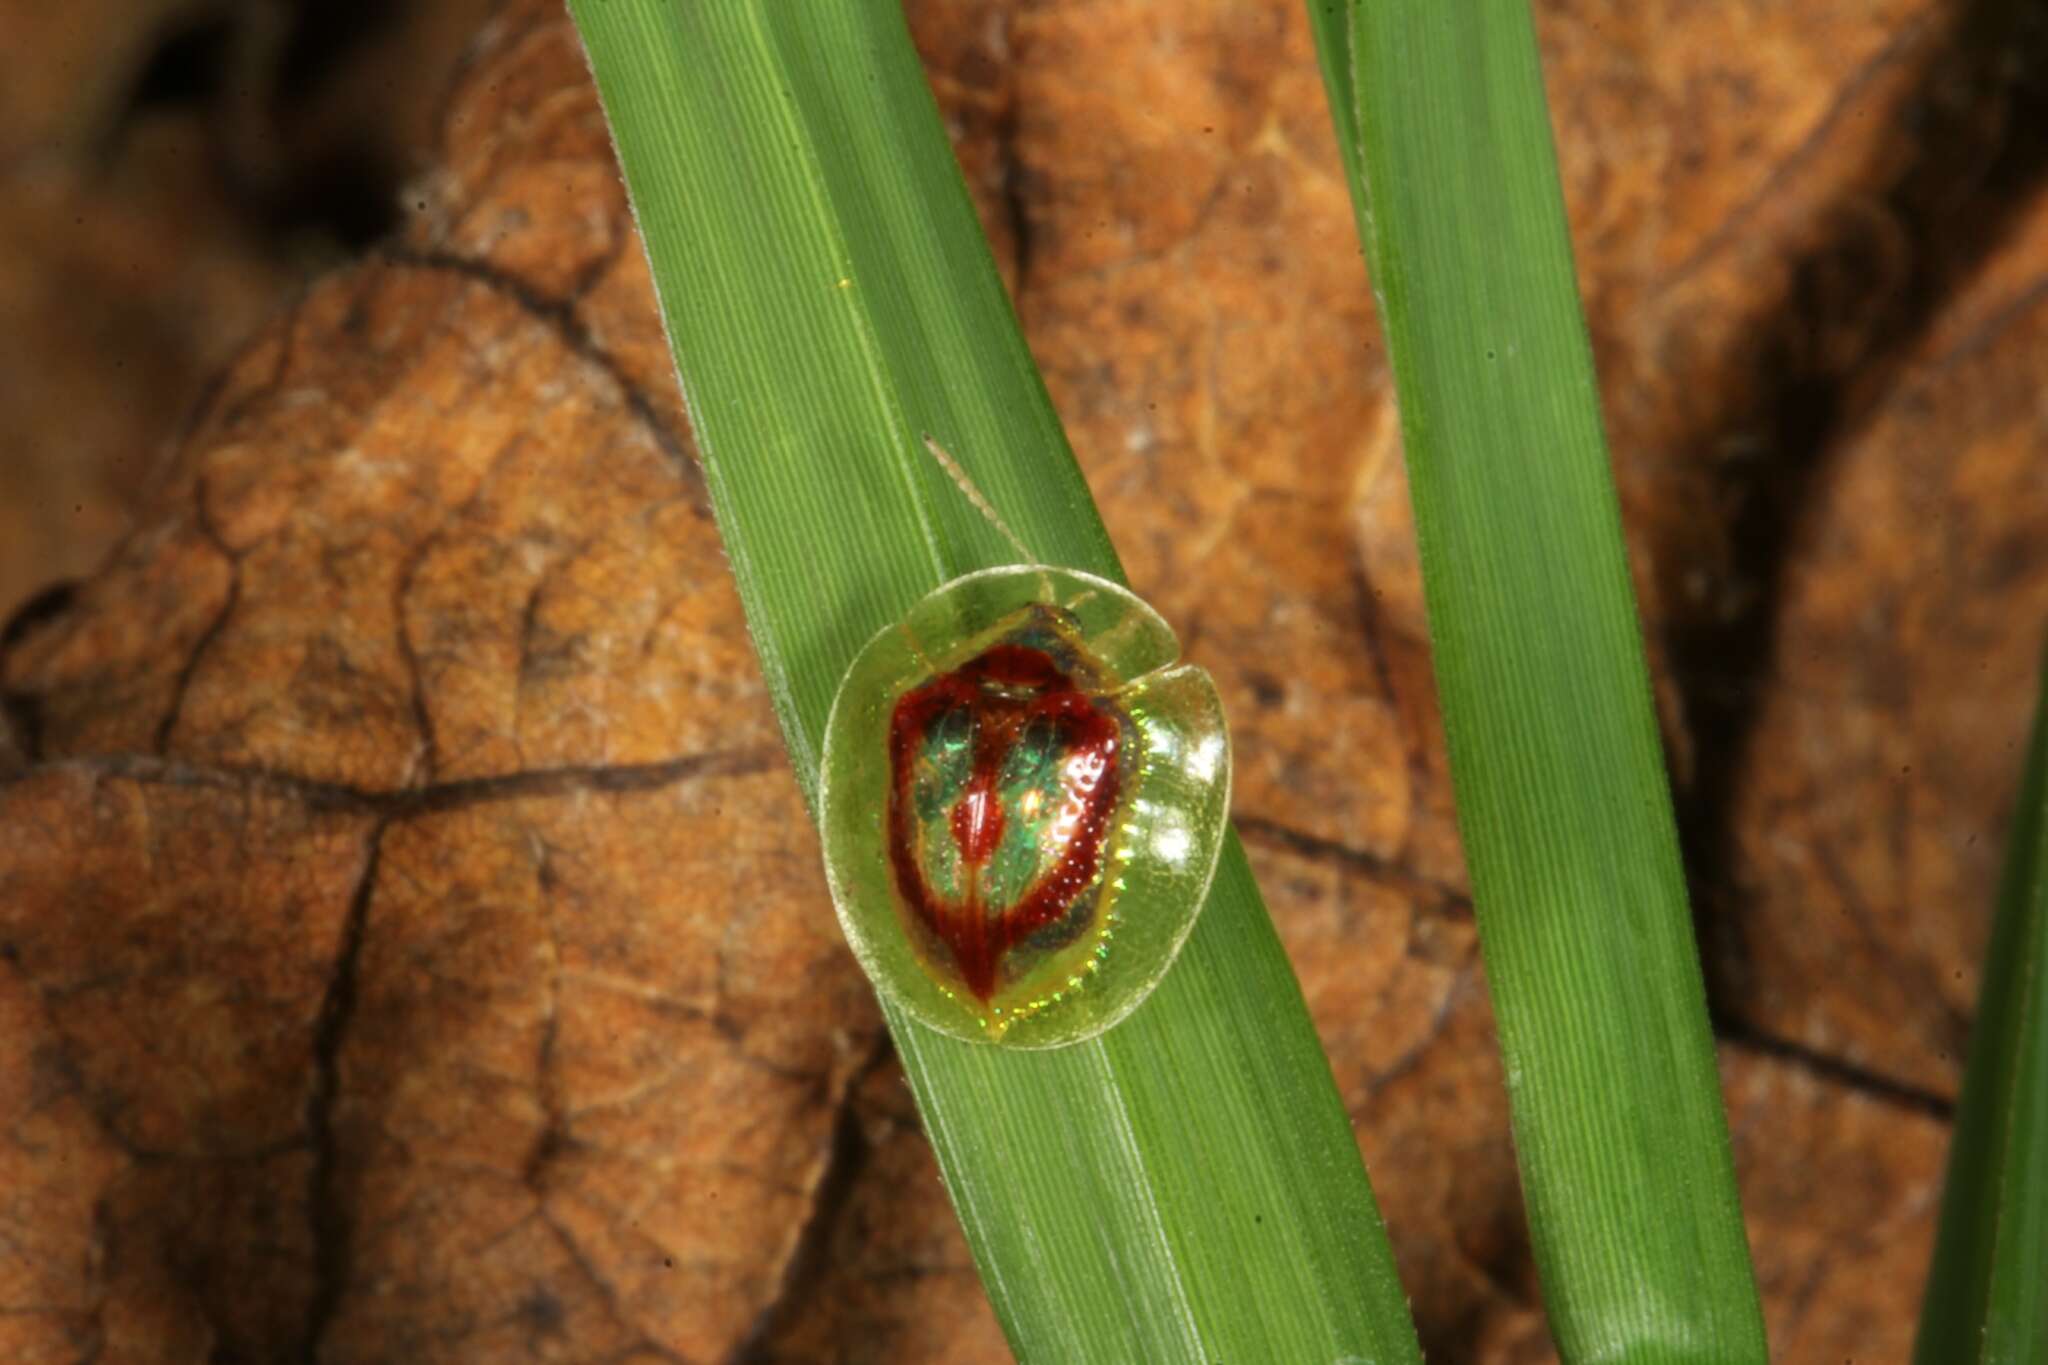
[820,565,1231,1048]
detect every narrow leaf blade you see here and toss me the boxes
[1915,640,2048,1363]
[1310,1,1767,1357]
[569,3,1423,1359]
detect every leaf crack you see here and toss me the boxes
[154,474,244,756]
[1235,812,1471,919]
[8,747,780,822]
[377,246,704,491]
[721,1037,892,1365]
[1713,1009,1956,1120]
[299,817,386,1362]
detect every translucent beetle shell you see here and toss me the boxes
[821,564,1230,1047]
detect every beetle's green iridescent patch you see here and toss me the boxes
[821,565,1230,1047]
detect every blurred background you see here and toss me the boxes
[0,0,494,614]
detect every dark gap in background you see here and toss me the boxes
[116,0,417,252]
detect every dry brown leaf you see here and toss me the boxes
[3,1,2046,1361]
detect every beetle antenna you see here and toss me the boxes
[922,434,1036,565]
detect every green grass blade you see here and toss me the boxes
[566,3,1421,1360]
[1308,2,1767,1359]
[1915,641,2048,1363]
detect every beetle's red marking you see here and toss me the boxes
[887,644,1122,1001]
